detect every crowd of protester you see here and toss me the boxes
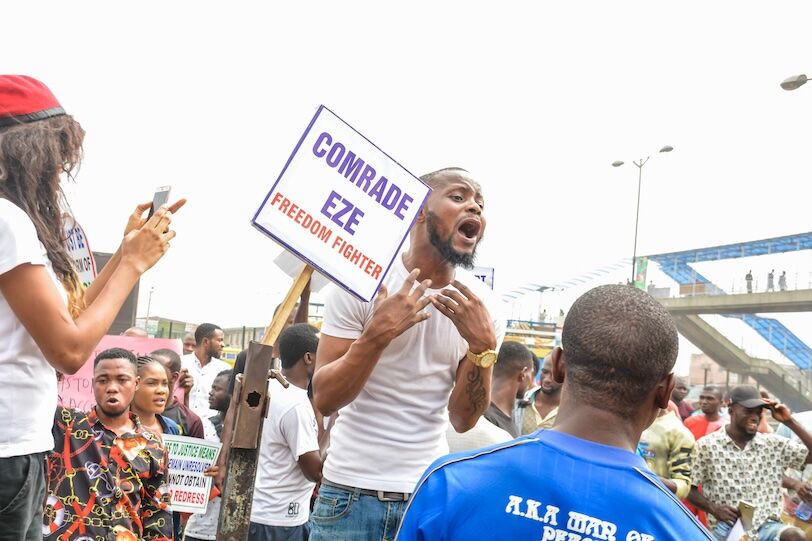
[4,74,812,541]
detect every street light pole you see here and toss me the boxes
[144,286,155,334]
[630,157,649,285]
[612,146,673,285]
[781,74,808,91]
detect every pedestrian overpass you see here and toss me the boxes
[648,231,812,411]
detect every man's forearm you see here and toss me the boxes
[312,334,388,415]
[448,361,492,432]
[687,486,715,514]
[784,417,812,461]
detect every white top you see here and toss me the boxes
[181,353,231,418]
[0,199,64,457]
[446,415,513,453]
[184,405,224,540]
[251,378,319,527]
[321,255,505,493]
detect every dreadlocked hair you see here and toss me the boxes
[0,115,87,318]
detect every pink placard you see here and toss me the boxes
[57,335,183,411]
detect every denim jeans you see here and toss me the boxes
[0,452,46,541]
[309,483,408,541]
[247,522,310,541]
[755,519,790,541]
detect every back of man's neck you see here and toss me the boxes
[552,402,642,453]
[282,367,309,390]
[490,381,519,417]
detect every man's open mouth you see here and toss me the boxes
[458,219,481,240]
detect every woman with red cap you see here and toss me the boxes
[0,75,182,540]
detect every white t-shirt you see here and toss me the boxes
[0,199,64,457]
[181,353,231,418]
[251,378,319,527]
[446,415,513,454]
[320,255,505,493]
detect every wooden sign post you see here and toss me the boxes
[216,266,314,540]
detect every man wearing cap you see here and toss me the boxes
[688,385,812,540]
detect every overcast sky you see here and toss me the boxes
[5,2,811,374]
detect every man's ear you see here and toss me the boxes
[654,373,676,410]
[551,347,565,384]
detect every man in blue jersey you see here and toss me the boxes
[397,284,712,541]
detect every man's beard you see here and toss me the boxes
[426,211,478,270]
[540,385,561,396]
[208,346,221,359]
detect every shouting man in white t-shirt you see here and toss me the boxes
[310,167,504,541]
[181,323,231,418]
[250,323,322,541]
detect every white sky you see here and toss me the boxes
[5,2,812,374]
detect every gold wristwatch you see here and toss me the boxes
[466,349,498,368]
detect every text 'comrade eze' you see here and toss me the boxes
[312,131,415,236]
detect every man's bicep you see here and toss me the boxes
[315,334,355,370]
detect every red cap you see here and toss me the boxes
[0,75,65,128]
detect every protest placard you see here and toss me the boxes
[472,266,495,289]
[163,434,221,514]
[252,105,431,302]
[58,335,182,411]
[65,218,97,288]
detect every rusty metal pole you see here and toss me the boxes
[216,265,314,540]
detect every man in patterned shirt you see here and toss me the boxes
[44,347,172,540]
[688,385,812,540]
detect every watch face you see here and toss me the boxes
[480,351,497,367]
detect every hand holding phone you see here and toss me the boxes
[148,186,172,218]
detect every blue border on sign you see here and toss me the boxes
[251,105,431,303]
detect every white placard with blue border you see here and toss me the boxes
[472,266,495,289]
[253,106,431,302]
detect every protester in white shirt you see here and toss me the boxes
[0,75,180,541]
[446,415,513,453]
[181,323,230,418]
[250,323,322,541]
[311,168,504,541]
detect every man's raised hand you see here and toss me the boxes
[431,280,496,353]
[365,269,432,347]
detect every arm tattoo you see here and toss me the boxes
[465,368,487,413]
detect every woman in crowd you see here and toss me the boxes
[132,356,181,437]
[0,75,182,540]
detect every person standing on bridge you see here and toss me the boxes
[780,271,788,292]
[746,270,754,293]
[768,269,776,292]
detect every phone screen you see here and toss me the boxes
[148,186,171,218]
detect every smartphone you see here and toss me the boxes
[148,186,171,218]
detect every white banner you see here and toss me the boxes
[64,218,97,288]
[253,106,431,302]
[163,434,221,514]
[472,266,495,289]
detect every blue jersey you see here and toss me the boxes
[397,430,711,541]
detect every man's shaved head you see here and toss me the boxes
[562,284,679,418]
[420,167,478,190]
